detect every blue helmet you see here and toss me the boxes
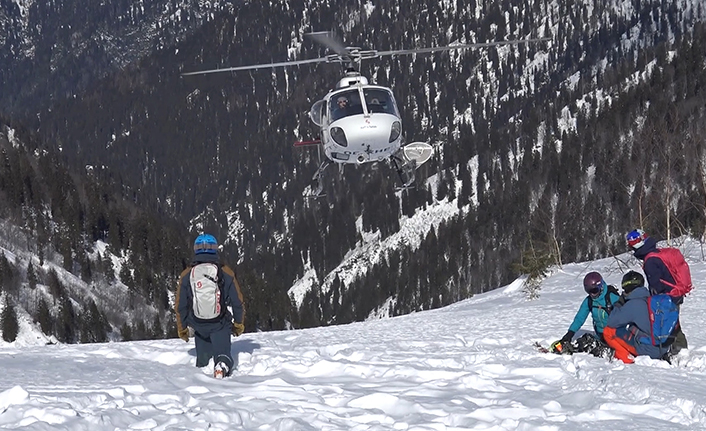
[626,229,647,250]
[194,234,218,254]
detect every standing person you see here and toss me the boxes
[626,228,690,352]
[553,271,621,352]
[604,271,678,363]
[175,234,245,378]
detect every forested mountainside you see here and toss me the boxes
[0,0,234,113]
[0,119,191,342]
[1,1,706,334]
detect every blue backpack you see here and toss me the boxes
[639,294,679,346]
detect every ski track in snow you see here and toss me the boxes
[1,241,706,429]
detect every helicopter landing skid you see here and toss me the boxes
[391,154,416,189]
[304,193,327,199]
[394,183,416,192]
[305,159,331,198]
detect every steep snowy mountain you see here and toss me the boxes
[1,1,706,333]
[0,122,190,343]
[0,0,236,112]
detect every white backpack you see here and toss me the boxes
[190,263,223,320]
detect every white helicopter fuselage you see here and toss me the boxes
[323,112,401,164]
[310,81,403,165]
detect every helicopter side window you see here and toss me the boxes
[330,91,363,121]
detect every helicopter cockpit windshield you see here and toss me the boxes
[363,88,397,116]
[330,90,364,122]
[330,88,398,122]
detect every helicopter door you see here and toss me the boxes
[309,100,325,126]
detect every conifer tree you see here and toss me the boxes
[1,296,19,342]
[0,252,16,295]
[120,322,133,341]
[134,320,147,341]
[151,314,164,339]
[82,299,108,343]
[47,268,65,304]
[102,252,116,283]
[35,297,53,335]
[27,261,37,289]
[165,312,178,339]
[56,296,76,343]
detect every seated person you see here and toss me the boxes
[367,97,386,113]
[556,271,620,346]
[603,271,677,364]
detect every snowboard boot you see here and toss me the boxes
[590,344,614,359]
[575,333,600,353]
[214,362,229,379]
[671,328,688,354]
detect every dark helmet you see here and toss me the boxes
[194,233,218,254]
[626,229,647,250]
[621,270,644,293]
[583,271,604,296]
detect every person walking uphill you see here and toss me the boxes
[556,272,621,350]
[175,234,245,379]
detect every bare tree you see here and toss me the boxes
[640,105,687,245]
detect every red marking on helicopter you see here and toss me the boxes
[294,139,321,147]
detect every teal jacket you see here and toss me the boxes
[568,282,621,337]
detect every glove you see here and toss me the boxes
[232,322,245,337]
[560,330,575,343]
[178,327,190,342]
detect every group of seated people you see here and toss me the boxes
[552,229,689,364]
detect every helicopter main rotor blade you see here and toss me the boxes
[305,31,350,57]
[374,37,551,58]
[181,57,330,76]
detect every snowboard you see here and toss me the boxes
[533,342,554,354]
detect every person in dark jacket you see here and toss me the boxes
[626,228,688,351]
[604,271,673,363]
[176,234,245,378]
[556,271,621,347]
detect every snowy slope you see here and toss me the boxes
[1,239,706,430]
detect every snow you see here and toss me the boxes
[3,238,706,429]
[11,0,32,18]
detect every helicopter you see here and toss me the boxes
[182,31,549,197]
